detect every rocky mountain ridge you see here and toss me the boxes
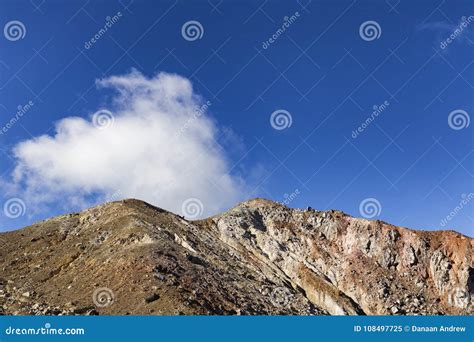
[0,198,472,315]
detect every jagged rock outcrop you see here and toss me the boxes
[0,198,472,315]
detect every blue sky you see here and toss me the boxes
[0,0,472,237]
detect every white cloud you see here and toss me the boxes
[9,70,245,218]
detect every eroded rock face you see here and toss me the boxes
[0,198,472,315]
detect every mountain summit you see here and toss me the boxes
[0,199,472,315]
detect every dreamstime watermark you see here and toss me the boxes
[178,100,212,135]
[181,20,204,41]
[446,287,471,309]
[448,109,470,130]
[84,12,123,50]
[440,16,474,50]
[270,286,293,307]
[352,100,390,139]
[91,189,123,219]
[270,109,293,130]
[3,198,26,219]
[359,198,382,219]
[262,11,300,49]
[359,20,382,41]
[5,323,85,336]
[440,193,473,227]
[0,236,9,248]
[105,189,123,203]
[181,198,204,219]
[282,189,300,206]
[92,287,115,308]
[92,109,115,129]
[4,20,26,41]
[0,100,34,135]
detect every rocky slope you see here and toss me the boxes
[0,198,472,315]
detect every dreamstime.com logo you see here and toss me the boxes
[359,20,382,41]
[92,287,115,308]
[359,198,382,219]
[440,16,474,50]
[92,109,115,130]
[352,101,390,139]
[448,109,470,130]
[262,286,293,307]
[84,12,123,49]
[3,197,26,219]
[181,20,204,41]
[4,323,85,336]
[3,20,26,41]
[0,236,9,248]
[178,100,212,135]
[0,100,35,136]
[282,189,300,206]
[270,109,293,130]
[262,11,300,49]
[446,287,471,309]
[181,198,204,219]
[440,193,474,227]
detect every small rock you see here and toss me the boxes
[186,255,206,267]
[86,309,99,315]
[73,306,95,314]
[145,293,160,303]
